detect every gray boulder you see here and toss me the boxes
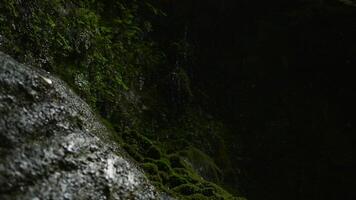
[0,52,163,200]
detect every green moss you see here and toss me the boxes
[122,131,153,153]
[145,145,161,160]
[158,171,170,184]
[173,168,189,176]
[201,187,215,197]
[169,154,186,168]
[152,158,171,171]
[181,147,223,183]
[122,143,143,162]
[141,163,158,175]
[0,0,246,199]
[149,174,162,183]
[186,194,209,200]
[0,0,164,113]
[168,173,188,188]
[198,182,236,200]
[173,184,200,196]
[121,134,239,199]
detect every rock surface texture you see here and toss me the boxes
[0,52,165,200]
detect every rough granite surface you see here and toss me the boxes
[0,52,171,200]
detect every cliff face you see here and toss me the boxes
[0,1,247,199]
[0,50,243,199]
[2,0,355,199]
[0,52,169,200]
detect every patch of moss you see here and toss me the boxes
[144,145,161,160]
[168,173,188,188]
[141,163,158,175]
[152,158,171,172]
[198,181,238,200]
[122,131,152,149]
[120,134,239,199]
[149,174,162,183]
[173,184,200,196]
[0,0,246,199]
[169,154,186,168]
[173,168,190,176]
[201,187,215,197]
[122,143,143,162]
[158,171,170,184]
[187,193,209,200]
[180,147,223,183]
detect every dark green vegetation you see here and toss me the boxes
[2,0,356,199]
[0,0,245,199]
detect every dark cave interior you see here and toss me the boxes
[158,0,356,199]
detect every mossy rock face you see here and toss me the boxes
[0,0,247,198]
[173,184,200,196]
[149,175,162,183]
[145,145,162,160]
[143,157,156,163]
[158,171,170,184]
[121,139,240,199]
[169,154,186,168]
[122,131,152,151]
[187,194,209,200]
[168,173,188,188]
[199,182,238,200]
[141,163,159,175]
[153,159,171,171]
[201,187,215,197]
[180,147,223,183]
[173,168,190,176]
[122,143,144,162]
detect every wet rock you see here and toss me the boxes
[0,52,171,200]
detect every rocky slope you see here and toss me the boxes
[0,52,171,200]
